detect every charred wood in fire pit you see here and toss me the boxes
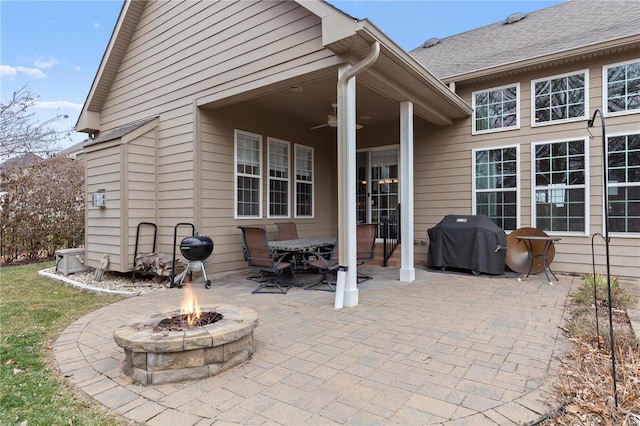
[153,311,224,332]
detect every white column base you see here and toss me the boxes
[343,288,359,307]
[400,267,415,282]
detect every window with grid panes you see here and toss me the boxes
[472,84,519,133]
[533,139,587,233]
[473,146,518,231]
[605,59,640,115]
[532,71,587,125]
[235,130,262,218]
[268,138,289,218]
[295,145,314,218]
[608,133,640,233]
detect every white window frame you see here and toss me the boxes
[234,130,262,219]
[603,58,640,118]
[472,144,520,231]
[294,144,314,219]
[531,137,590,236]
[605,130,640,237]
[531,69,589,127]
[267,137,290,219]
[472,83,520,135]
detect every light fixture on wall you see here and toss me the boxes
[92,189,106,207]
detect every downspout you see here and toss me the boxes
[335,41,380,309]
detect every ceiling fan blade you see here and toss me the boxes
[310,123,329,130]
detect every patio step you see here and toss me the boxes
[370,242,401,268]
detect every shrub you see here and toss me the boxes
[0,155,84,263]
[572,273,630,310]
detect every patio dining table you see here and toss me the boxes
[268,236,336,252]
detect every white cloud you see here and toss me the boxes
[74,66,82,72]
[92,22,101,28]
[0,64,47,79]
[36,101,83,112]
[33,56,58,69]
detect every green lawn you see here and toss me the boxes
[0,262,128,426]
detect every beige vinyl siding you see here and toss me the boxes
[85,143,124,268]
[84,127,158,273]
[88,0,341,274]
[99,1,332,126]
[417,52,640,278]
[199,104,337,274]
[125,129,157,269]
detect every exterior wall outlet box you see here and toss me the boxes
[56,248,89,275]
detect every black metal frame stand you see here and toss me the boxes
[587,108,617,408]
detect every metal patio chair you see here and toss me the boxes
[303,239,339,291]
[275,221,303,267]
[357,223,377,283]
[276,222,299,240]
[238,225,297,294]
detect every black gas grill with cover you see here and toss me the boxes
[428,215,507,275]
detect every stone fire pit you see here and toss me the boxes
[113,304,258,385]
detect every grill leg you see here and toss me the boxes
[201,262,211,289]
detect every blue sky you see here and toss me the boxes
[1,0,564,150]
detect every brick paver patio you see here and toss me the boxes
[53,266,581,425]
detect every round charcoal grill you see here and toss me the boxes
[176,235,214,289]
[180,236,214,261]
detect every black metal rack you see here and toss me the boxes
[132,222,157,282]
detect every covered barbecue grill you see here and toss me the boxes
[428,215,506,275]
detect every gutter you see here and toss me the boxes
[353,21,472,115]
[334,41,380,309]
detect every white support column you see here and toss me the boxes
[336,64,358,308]
[400,101,415,282]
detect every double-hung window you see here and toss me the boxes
[604,59,640,116]
[532,70,587,126]
[267,138,290,218]
[472,83,519,134]
[234,130,262,218]
[472,146,519,231]
[607,132,640,234]
[533,139,588,233]
[294,144,314,218]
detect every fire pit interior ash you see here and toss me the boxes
[154,311,223,332]
[113,304,258,386]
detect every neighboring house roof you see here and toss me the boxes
[0,152,44,176]
[57,140,87,158]
[410,0,640,83]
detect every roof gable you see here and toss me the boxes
[76,0,471,134]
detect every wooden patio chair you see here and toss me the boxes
[238,225,297,294]
[356,223,377,283]
[276,222,298,240]
[303,240,339,291]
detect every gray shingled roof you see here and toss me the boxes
[84,116,158,147]
[410,0,640,80]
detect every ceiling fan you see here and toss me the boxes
[310,103,363,130]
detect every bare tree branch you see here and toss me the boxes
[1,85,69,160]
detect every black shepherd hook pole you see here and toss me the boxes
[586,108,618,408]
[590,233,603,349]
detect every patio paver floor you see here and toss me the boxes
[53,266,582,425]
